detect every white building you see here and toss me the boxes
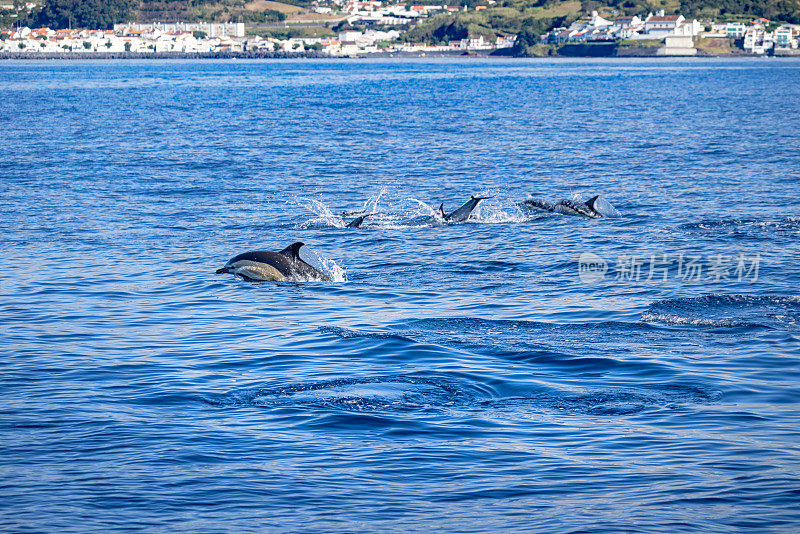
[724,23,747,38]
[338,30,363,41]
[613,15,643,29]
[114,22,245,38]
[743,28,775,54]
[590,11,613,28]
[495,35,516,48]
[774,25,798,48]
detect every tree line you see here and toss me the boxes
[17,0,288,30]
[27,0,139,30]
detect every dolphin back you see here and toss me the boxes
[554,197,604,218]
[520,198,555,212]
[444,196,489,222]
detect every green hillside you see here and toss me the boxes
[404,1,583,43]
[604,0,799,21]
[404,0,799,54]
[14,0,800,32]
[138,1,291,24]
[21,0,294,29]
[27,0,138,29]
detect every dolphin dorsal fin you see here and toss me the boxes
[586,195,600,210]
[279,242,304,259]
[346,215,370,228]
[439,203,446,217]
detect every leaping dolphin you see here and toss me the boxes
[438,196,491,222]
[553,195,604,218]
[215,242,332,282]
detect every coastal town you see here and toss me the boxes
[1,1,799,57]
[542,10,800,55]
[0,21,517,55]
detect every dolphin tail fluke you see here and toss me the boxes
[279,242,304,259]
[438,203,446,218]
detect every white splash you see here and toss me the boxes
[291,189,609,230]
[293,197,345,229]
[307,249,347,283]
[468,196,533,224]
[362,187,388,215]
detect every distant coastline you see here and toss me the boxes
[5,16,799,61]
[5,47,799,60]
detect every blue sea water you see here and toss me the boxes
[1,58,800,532]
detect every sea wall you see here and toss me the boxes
[558,43,617,57]
[615,46,659,57]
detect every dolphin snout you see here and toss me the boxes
[215,267,229,274]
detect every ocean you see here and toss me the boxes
[1,58,799,532]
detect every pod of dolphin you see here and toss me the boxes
[216,194,609,282]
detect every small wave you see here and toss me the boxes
[679,216,800,238]
[398,316,651,340]
[641,294,800,330]
[680,218,756,231]
[495,384,721,416]
[378,317,680,376]
[320,325,414,342]
[322,319,652,376]
[205,375,476,412]
[205,374,718,418]
[639,312,767,329]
